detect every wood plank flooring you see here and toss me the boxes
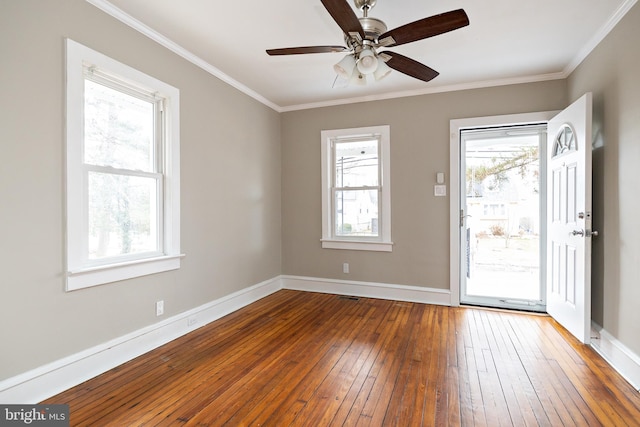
[44,290,640,426]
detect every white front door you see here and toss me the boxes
[546,93,593,344]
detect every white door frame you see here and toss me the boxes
[449,111,558,306]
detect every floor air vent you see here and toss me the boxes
[338,295,360,301]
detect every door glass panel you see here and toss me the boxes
[462,126,544,307]
[552,124,577,157]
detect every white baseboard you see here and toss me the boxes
[5,277,637,405]
[0,276,282,404]
[0,275,450,404]
[281,275,451,306]
[591,322,640,391]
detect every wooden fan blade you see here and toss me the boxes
[321,0,365,39]
[380,9,469,47]
[267,46,348,55]
[384,51,439,82]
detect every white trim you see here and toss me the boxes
[65,38,182,290]
[23,277,638,404]
[320,125,392,251]
[281,275,451,306]
[449,111,558,306]
[282,72,567,112]
[320,240,393,252]
[564,0,638,76]
[86,0,636,113]
[591,322,640,392]
[0,277,282,404]
[85,0,565,113]
[85,0,280,112]
[0,275,451,403]
[67,254,186,291]
[4,276,637,405]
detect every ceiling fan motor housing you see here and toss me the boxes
[345,16,387,52]
[359,17,387,42]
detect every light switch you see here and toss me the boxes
[434,185,447,196]
[436,172,445,184]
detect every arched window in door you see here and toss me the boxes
[552,124,577,157]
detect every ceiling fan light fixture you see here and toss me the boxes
[334,54,357,79]
[356,48,378,74]
[349,71,368,86]
[374,59,392,81]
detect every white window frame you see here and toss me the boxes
[321,125,392,252]
[65,39,182,291]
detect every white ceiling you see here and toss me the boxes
[95,0,633,111]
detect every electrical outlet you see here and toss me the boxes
[187,316,197,326]
[343,263,349,274]
[156,300,164,316]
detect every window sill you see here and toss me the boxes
[321,239,393,252]
[67,254,185,291]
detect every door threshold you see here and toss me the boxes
[461,303,549,316]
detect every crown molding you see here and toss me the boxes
[86,0,282,112]
[87,0,637,113]
[279,72,567,112]
[564,0,638,75]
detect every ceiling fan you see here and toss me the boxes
[266,0,469,84]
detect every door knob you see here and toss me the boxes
[572,229,599,237]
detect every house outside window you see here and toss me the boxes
[483,203,506,217]
[65,39,182,291]
[321,125,392,252]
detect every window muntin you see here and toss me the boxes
[552,123,577,157]
[321,126,392,252]
[66,39,181,291]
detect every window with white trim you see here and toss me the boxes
[65,39,182,291]
[321,125,392,251]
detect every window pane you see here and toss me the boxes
[84,79,155,171]
[335,139,379,187]
[88,172,158,259]
[334,189,379,237]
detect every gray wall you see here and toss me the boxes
[281,81,567,288]
[568,3,640,356]
[3,0,639,386]
[280,1,640,359]
[0,0,281,380]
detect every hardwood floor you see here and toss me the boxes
[44,290,640,426]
